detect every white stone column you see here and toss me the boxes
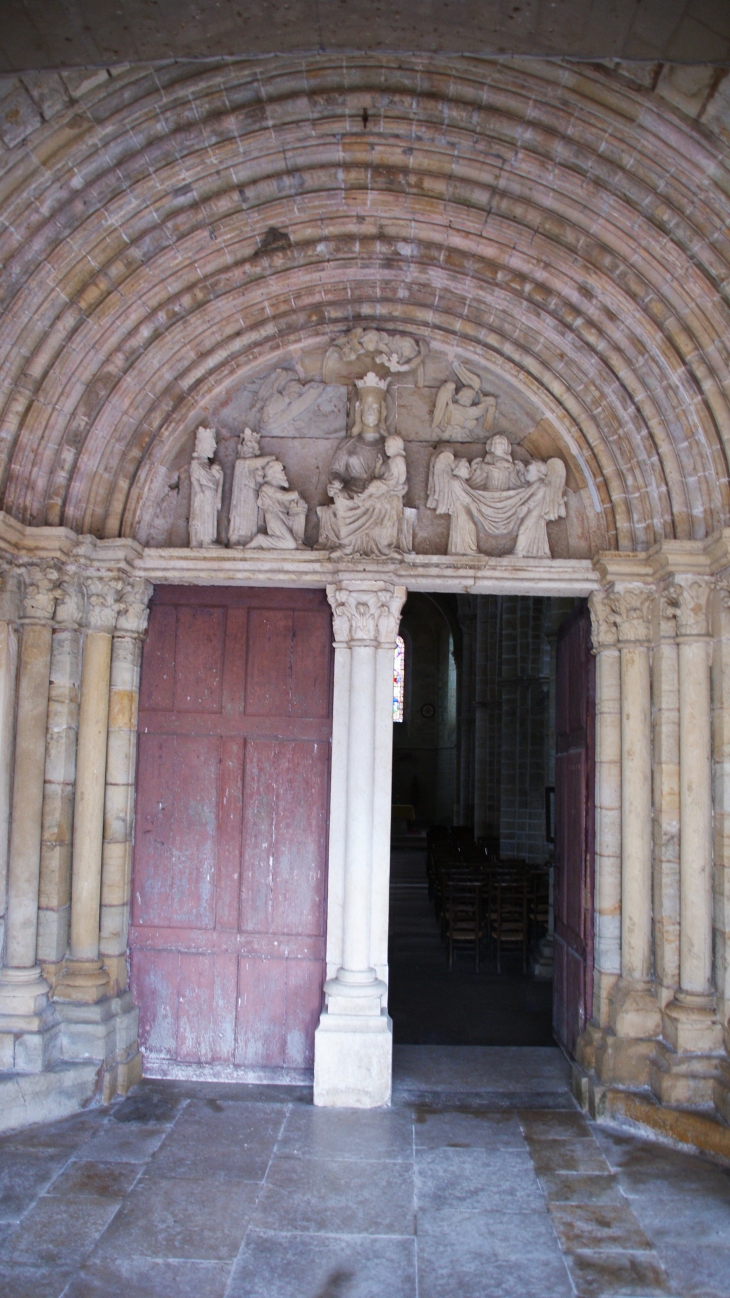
[56,576,122,1003]
[0,562,61,1070]
[588,592,622,1025]
[606,586,661,1053]
[99,580,152,996]
[314,579,406,1108]
[656,578,723,1088]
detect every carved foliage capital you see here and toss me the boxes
[608,584,653,644]
[115,578,154,635]
[54,571,86,628]
[0,559,23,623]
[327,582,407,646]
[21,560,62,622]
[662,577,711,638]
[588,590,619,649]
[83,574,126,633]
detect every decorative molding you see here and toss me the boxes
[327,582,407,647]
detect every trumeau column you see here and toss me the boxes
[0,562,62,1071]
[99,579,152,996]
[314,578,406,1108]
[56,575,123,1003]
[651,576,724,1105]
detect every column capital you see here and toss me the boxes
[588,589,620,649]
[326,580,406,647]
[0,559,23,623]
[82,572,126,633]
[115,577,154,636]
[662,575,712,639]
[19,560,62,623]
[608,584,654,645]
[54,570,86,628]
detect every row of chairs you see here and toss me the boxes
[426,827,550,972]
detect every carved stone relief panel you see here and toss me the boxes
[141,328,605,559]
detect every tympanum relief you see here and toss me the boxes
[147,327,602,559]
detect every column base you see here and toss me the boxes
[55,990,141,1102]
[313,1007,393,1108]
[0,966,61,1073]
[648,994,725,1108]
[54,958,111,1004]
[608,977,662,1039]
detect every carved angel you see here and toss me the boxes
[323,328,428,385]
[431,362,497,441]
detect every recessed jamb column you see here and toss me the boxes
[587,591,622,1025]
[661,577,723,1061]
[314,579,406,1108]
[57,576,121,1003]
[608,585,661,1045]
[0,563,60,1061]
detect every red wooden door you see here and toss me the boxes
[129,586,333,1076]
[553,601,595,1056]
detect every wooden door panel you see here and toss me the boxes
[173,605,225,712]
[133,733,220,929]
[130,586,333,1074]
[553,602,595,1057]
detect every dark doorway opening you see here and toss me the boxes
[387,592,586,1049]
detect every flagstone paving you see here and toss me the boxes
[0,1072,729,1297]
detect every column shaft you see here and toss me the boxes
[100,632,143,993]
[678,637,713,996]
[620,643,653,983]
[6,622,54,970]
[593,645,622,1022]
[0,610,19,959]
[341,641,376,976]
[69,631,113,962]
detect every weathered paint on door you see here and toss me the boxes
[129,586,333,1072]
[553,601,595,1056]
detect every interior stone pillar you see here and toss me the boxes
[456,597,476,827]
[56,576,121,1003]
[36,574,84,982]
[0,562,62,1071]
[99,580,152,996]
[473,596,489,839]
[314,579,406,1108]
[651,577,724,1104]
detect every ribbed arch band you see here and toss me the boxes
[1,55,729,550]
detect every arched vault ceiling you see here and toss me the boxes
[1,56,730,551]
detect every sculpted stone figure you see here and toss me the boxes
[431,362,497,441]
[316,373,412,557]
[427,433,567,558]
[189,425,223,547]
[228,427,275,547]
[245,459,308,550]
[323,327,428,385]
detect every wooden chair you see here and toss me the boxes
[445,878,484,971]
[489,875,529,973]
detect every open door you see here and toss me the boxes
[553,601,595,1056]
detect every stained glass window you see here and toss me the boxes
[393,634,405,723]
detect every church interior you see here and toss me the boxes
[2,2,730,1295]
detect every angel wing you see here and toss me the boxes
[432,381,456,433]
[453,360,482,392]
[427,450,457,513]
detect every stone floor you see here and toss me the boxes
[1,1056,730,1297]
